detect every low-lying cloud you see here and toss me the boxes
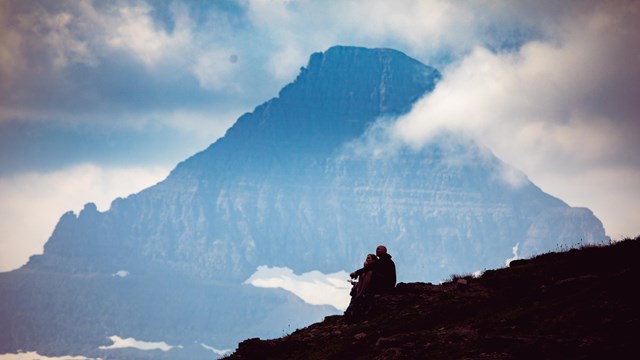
[245,265,352,310]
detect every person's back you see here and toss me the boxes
[355,254,377,296]
[344,254,377,320]
[371,251,396,292]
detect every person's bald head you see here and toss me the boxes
[376,245,387,257]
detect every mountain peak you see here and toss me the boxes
[304,45,428,76]
[277,45,440,117]
[174,46,440,175]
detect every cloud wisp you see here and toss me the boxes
[390,1,640,237]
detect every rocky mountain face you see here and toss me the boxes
[229,238,640,360]
[35,46,443,282]
[0,46,608,359]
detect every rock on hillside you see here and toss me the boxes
[229,238,640,360]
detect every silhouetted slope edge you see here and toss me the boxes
[228,237,640,360]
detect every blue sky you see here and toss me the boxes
[1,0,639,271]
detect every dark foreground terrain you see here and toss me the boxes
[228,237,639,359]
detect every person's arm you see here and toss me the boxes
[350,262,376,278]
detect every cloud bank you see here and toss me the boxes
[390,1,640,237]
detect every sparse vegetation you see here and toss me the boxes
[447,272,474,283]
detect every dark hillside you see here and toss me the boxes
[228,237,640,359]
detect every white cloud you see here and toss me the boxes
[105,3,192,67]
[245,266,352,310]
[15,3,99,69]
[244,0,310,81]
[191,49,241,91]
[265,44,307,81]
[99,335,175,352]
[242,0,535,78]
[0,164,169,272]
[340,0,477,54]
[103,2,245,92]
[389,1,640,237]
[0,0,103,99]
[505,243,520,266]
[0,2,24,84]
[0,0,245,110]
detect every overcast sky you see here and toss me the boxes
[1,0,639,272]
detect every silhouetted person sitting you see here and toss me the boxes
[350,254,377,297]
[344,254,377,320]
[350,245,396,293]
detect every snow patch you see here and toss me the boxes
[112,270,129,278]
[200,343,232,357]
